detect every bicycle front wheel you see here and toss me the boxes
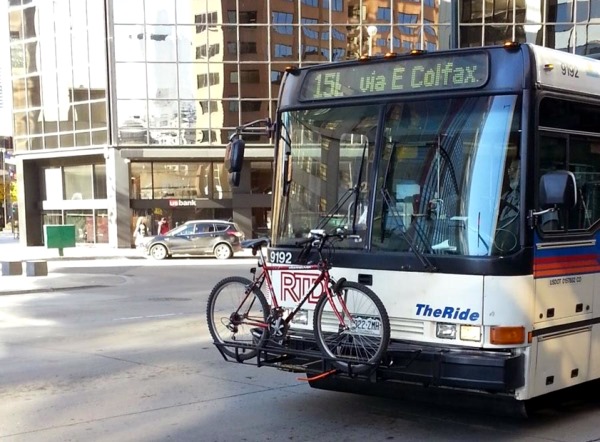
[206,276,269,361]
[313,280,390,374]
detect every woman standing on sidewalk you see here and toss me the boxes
[133,216,148,247]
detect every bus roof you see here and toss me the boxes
[529,44,600,96]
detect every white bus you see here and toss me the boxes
[223,42,600,405]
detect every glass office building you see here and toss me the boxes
[4,0,600,247]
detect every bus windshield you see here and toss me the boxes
[271,95,522,257]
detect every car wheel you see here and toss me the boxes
[150,244,168,260]
[214,243,233,260]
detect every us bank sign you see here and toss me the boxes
[168,199,197,207]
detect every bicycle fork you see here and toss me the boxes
[326,277,355,332]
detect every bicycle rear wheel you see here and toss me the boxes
[313,280,390,374]
[206,276,269,361]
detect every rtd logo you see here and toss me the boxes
[280,271,324,304]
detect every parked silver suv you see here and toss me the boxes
[142,220,244,260]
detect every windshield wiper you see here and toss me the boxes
[315,185,360,231]
[315,138,368,233]
[379,141,436,272]
[381,188,437,272]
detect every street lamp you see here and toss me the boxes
[367,25,378,56]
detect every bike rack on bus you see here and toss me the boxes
[212,333,382,381]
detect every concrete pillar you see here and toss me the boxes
[20,158,44,246]
[105,147,132,248]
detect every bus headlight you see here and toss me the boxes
[436,323,456,339]
[459,325,481,342]
[290,309,308,325]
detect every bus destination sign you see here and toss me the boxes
[299,52,489,100]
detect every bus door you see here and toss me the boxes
[532,130,600,396]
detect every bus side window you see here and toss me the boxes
[539,98,600,233]
[566,136,600,229]
[538,134,567,233]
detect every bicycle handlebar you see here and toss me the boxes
[295,228,362,253]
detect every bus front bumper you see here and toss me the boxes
[382,341,525,392]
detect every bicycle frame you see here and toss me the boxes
[239,246,355,334]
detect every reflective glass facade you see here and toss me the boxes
[5,0,600,246]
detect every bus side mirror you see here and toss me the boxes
[539,170,577,209]
[225,138,245,173]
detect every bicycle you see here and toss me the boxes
[206,229,390,375]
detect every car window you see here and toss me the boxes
[214,224,229,232]
[195,223,210,233]
[178,224,195,235]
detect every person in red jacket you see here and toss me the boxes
[158,217,170,235]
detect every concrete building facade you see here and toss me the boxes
[3,0,599,247]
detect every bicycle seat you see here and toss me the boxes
[242,238,270,255]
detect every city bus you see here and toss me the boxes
[224,42,600,405]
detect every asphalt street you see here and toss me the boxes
[2,232,600,441]
[0,230,253,295]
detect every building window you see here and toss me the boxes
[377,7,391,21]
[273,12,293,34]
[230,70,260,83]
[228,10,257,25]
[130,162,153,199]
[65,210,94,243]
[227,41,257,54]
[242,101,261,112]
[94,164,107,199]
[424,19,436,36]
[199,100,219,114]
[195,11,218,33]
[398,13,418,35]
[228,100,262,112]
[271,71,283,84]
[130,161,233,200]
[302,45,320,56]
[331,29,345,41]
[43,168,64,201]
[196,43,220,59]
[302,18,319,39]
[274,44,293,58]
[64,165,93,200]
[251,161,273,194]
[197,72,220,88]
[332,48,345,60]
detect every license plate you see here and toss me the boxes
[352,316,382,335]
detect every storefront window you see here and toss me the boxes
[65,210,94,243]
[42,211,63,227]
[251,162,273,194]
[64,165,93,200]
[95,209,109,243]
[213,162,231,199]
[43,168,64,201]
[130,162,153,199]
[154,161,207,199]
[94,164,107,199]
[252,207,271,237]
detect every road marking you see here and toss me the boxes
[113,313,184,321]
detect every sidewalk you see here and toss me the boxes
[0,230,144,262]
[0,230,254,295]
[0,230,142,295]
